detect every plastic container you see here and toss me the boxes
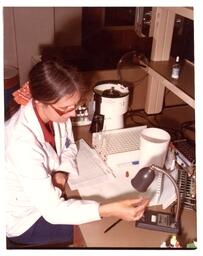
[171,56,180,79]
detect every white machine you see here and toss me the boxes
[90,82,129,132]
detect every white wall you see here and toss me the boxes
[3,7,82,84]
[13,7,54,84]
[3,8,18,68]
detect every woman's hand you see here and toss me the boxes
[99,197,149,221]
[51,171,69,197]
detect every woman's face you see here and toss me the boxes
[36,90,81,123]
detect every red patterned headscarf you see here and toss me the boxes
[12,81,32,105]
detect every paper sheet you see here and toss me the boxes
[68,139,109,190]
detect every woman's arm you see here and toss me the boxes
[54,120,78,176]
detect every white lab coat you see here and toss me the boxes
[5,101,101,237]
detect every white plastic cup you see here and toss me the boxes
[139,128,171,169]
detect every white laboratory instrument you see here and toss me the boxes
[90,82,129,131]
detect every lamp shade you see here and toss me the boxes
[131,167,155,192]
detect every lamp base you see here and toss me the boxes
[135,210,180,233]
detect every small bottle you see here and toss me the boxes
[171,56,180,79]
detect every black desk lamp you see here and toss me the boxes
[131,165,181,233]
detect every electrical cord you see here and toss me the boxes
[117,50,149,87]
[125,110,156,127]
[125,108,195,142]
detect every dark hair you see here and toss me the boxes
[29,60,85,104]
[5,60,88,120]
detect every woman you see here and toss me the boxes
[5,60,149,246]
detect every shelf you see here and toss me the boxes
[147,59,195,109]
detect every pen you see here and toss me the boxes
[104,219,122,233]
[118,160,139,166]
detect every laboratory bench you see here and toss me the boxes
[78,207,196,248]
[66,124,197,248]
